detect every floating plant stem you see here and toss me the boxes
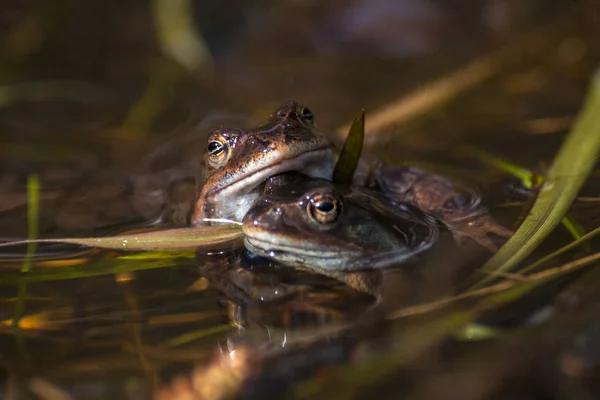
[0,224,244,252]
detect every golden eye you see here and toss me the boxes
[206,136,228,168]
[208,140,225,155]
[307,193,340,224]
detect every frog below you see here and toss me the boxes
[242,174,439,271]
[191,102,336,225]
[373,166,514,251]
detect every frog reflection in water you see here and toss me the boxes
[242,174,439,271]
[191,102,336,225]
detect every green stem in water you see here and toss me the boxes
[473,70,600,288]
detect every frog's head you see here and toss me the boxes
[242,174,438,271]
[191,102,336,225]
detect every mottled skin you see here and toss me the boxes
[191,102,336,225]
[242,174,438,271]
[373,166,514,251]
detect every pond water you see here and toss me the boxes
[1,1,599,399]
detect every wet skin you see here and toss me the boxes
[191,102,336,225]
[373,166,514,251]
[191,102,511,251]
[242,174,439,271]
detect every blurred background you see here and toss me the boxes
[1,0,600,399]
[1,0,598,234]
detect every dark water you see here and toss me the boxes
[1,1,599,399]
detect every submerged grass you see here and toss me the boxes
[512,225,600,275]
[162,325,232,348]
[12,174,40,364]
[0,256,186,285]
[388,249,600,320]
[20,174,40,274]
[295,248,600,399]
[468,147,587,241]
[471,69,600,288]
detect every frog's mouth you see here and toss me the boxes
[192,147,334,224]
[244,236,361,261]
[217,147,334,197]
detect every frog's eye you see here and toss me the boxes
[206,138,229,168]
[299,107,314,124]
[307,193,340,224]
[208,140,225,156]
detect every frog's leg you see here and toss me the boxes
[449,215,514,252]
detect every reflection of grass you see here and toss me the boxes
[20,174,40,274]
[0,256,187,285]
[13,174,40,364]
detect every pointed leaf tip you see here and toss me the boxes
[333,109,365,185]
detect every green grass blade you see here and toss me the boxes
[152,0,214,74]
[471,149,540,188]
[333,109,364,185]
[561,214,585,240]
[478,251,600,309]
[455,323,501,341]
[0,224,244,252]
[468,148,586,241]
[472,70,600,288]
[517,225,600,275]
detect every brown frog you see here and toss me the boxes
[372,166,514,251]
[242,173,439,271]
[191,102,336,225]
[192,102,511,252]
